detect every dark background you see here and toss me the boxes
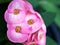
[0,0,60,45]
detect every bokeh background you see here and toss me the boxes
[0,0,60,45]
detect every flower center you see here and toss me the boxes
[15,26,21,33]
[40,34,42,40]
[14,9,19,15]
[27,19,34,25]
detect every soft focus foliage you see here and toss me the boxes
[0,0,60,45]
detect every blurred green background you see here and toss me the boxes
[0,0,60,45]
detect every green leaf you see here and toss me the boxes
[0,0,11,4]
[5,42,14,45]
[45,0,60,5]
[46,36,57,45]
[41,12,56,26]
[28,0,40,8]
[0,33,5,42]
[55,12,60,27]
[0,3,8,42]
[15,43,23,45]
[39,1,58,12]
[5,41,23,45]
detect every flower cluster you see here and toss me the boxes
[4,0,46,45]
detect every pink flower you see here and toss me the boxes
[6,11,46,44]
[12,0,34,12]
[4,0,33,24]
[4,0,46,44]
[25,12,44,34]
[23,23,46,45]
[7,23,29,43]
[5,10,26,24]
[38,30,46,45]
[7,22,30,34]
[23,30,46,45]
[7,29,28,43]
[4,1,26,24]
[4,0,34,24]
[8,0,26,11]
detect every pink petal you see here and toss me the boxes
[8,0,25,10]
[27,33,34,42]
[31,21,42,33]
[5,10,26,24]
[38,30,46,45]
[7,29,28,43]
[42,24,46,33]
[7,23,30,34]
[27,31,38,42]
[25,14,39,22]
[23,42,39,45]
[25,13,43,33]
[24,1,34,12]
[4,10,8,23]
[35,12,44,24]
[29,11,44,24]
[20,22,30,34]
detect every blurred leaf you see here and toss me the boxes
[0,33,5,42]
[47,36,57,45]
[28,0,40,8]
[15,43,23,45]
[41,12,56,26]
[5,41,22,45]
[45,0,60,5]
[5,42,14,45]
[0,3,8,42]
[0,0,11,4]
[55,12,60,27]
[39,1,58,12]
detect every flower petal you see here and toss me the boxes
[8,0,25,10]
[24,1,34,12]
[5,10,26,24]
[25,14,38,22]
[38,30,46,45]
[23,42,38,45]
[7,29,28,43]
[7,23,30,34]
[42,24,46,33]
[31,21,42,33]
